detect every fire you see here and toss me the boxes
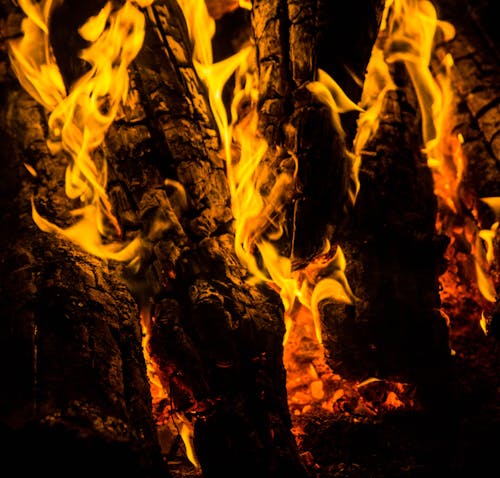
[179,0,415,430]
[359,0,498,328]
[9,0,153,264]
[8,0,498,472]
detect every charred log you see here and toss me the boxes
[252,0,384,268]
[321,62,452,407]
[0,69,167,478]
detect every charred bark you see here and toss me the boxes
[321,62,452,407]
[252,0,384,268]
[0,29,167,478]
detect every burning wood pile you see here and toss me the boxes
[0,0,498,476]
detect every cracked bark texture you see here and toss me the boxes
[252,0,384,268]
[0,7,167,476]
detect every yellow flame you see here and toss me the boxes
[9,0,153,263]
[479,311,488,336]
[361,1,498,306]
[32,199,143,262]
[384,0,455,146]
[178,0,357,351]
[180,419,200,468]
[307,70,361,204]
[238,0,252,10]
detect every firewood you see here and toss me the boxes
[322,62,453,407]
[252,0,385,268]
[0,81,167,477]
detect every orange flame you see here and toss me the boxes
[359,0,498,312]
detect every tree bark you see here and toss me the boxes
[252,0,385,268]
[321,61,452,407]
[0,36,167,478]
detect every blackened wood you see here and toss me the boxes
[252,0,384,268]
[317,0,386,143]
[1,0,305,474]
[322,63,452,407]
[0,34,167,478]
[101,1,307,476]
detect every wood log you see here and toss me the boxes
[252,0,385,268]
[45,0,305,476]
[321,60,452,407]
[0,16,167,477]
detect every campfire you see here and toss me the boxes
[1,0,498,476]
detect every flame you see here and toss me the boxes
[140,306,200,469]
[359,0,498,314]
[177,0,418,427]
[9,0,153,264]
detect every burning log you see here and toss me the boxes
[252,0,385,267]
[433,0,500,210]
[317,1,457,408]
[107,2,307,475]
[323,68,452,398]
[320,0,499,405]
[432,0,500,337]
[0,75,167,478]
